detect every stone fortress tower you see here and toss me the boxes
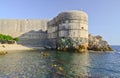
[0,10,88,48]
[48,10,88,48]
[0,10,112,51]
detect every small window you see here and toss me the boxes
[65,20,69,23]
[81,27,84,29]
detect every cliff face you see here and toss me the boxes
[88,34,113,51]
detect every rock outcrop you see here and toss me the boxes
[56,34,113,52]
[57,37,88,52]
[88,34,113,51]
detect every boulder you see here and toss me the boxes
[75,44,88,52]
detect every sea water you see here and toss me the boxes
[0,46,120,78]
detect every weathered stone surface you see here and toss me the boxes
[56,37,88,52]
[88,34,113,51]
[75,44,88,52]
[55,34,113,52]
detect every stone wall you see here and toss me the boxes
[0,19,48,37]
[0,19,48,46]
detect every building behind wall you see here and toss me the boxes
[48,10,88,48]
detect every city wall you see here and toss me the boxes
[0,19,48,46]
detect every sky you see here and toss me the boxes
[0,0,120,45]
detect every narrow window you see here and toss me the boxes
[73,32,75,35]
[81,27,84,29]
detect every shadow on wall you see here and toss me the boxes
[17,30,48,47]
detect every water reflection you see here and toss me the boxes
[0,50,120,78]
[48,51,91,77]
[68,53,90,76]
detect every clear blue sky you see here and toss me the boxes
[0,0,120,45]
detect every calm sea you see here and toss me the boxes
[0,46,120,78]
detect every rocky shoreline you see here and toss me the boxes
[56,34,113,52]
[0,34,113,53]
[87,34,113,51]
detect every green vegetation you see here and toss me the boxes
[59,37,74,48]
[0,34,19,44]
[13,37,19,42]
[0,34,12,41]
[58,37,88,52]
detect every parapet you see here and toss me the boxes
[57,10,88,20]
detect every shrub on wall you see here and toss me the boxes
[0,34,19,44]
[13,38,19,42]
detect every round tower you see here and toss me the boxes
[57,10,88,46]
[47,10,88,50]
